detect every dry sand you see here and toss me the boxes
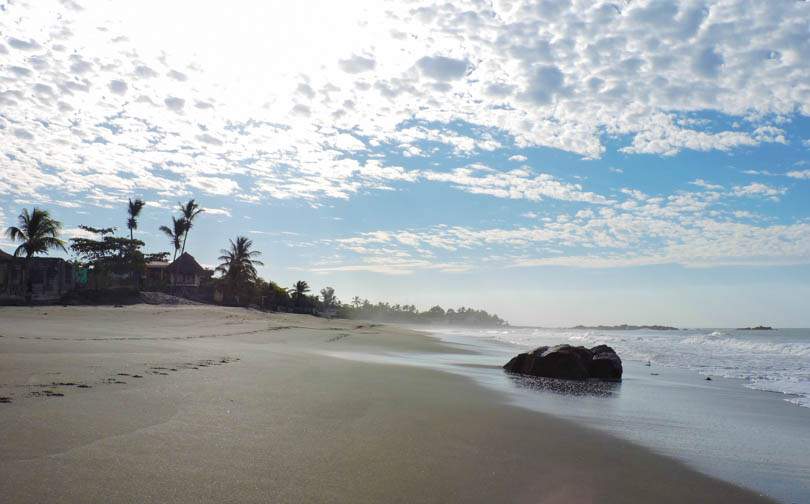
[0,305,775,503]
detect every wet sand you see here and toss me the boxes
[0,305,775,503]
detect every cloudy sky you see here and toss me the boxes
[1,0,810,326]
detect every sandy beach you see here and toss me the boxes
[0,305,775,503]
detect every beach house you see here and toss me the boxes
[0,249,76,304]
[144,252,211,291]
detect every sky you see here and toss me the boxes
[1,0,810,327]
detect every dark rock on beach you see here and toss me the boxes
[504,344,623,382]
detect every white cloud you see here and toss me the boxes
[415,56,469,81]
[423,165,611,204]
[321,189,810,271]
[164,96,185,112]
[338,54,376,74]
[731,182,786,200]
[108,79,128,95]
[0,0,809,210]
[187,176,240,196]
[508,155,527,162]
[204,207,231,217]
[690,179,724,191]
[786,170,810,180]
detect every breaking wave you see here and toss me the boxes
[439,326,810,409]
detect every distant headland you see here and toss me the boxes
[570,324,679,331]
[737,326,774,331]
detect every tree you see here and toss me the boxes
[79,225,116,237]
[70,236,146,285]
[216,236,264,288]
[320,286,337,309]
[127,198,146,240]
[352,296,362,308]
[178,199,204,254]
[5,208,67,303]
[290,280,310,304]
[159,216,187,261]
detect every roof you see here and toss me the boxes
[166,252,206,275]
[0,251,66,264]
[146,261,170,269]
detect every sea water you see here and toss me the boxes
[324,326,810,501]
[423,326,810,503]
[442,326,810,408]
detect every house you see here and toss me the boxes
[144,260,170,288]
[166,252,209,287]
[0,249,75,304]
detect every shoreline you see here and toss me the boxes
[0,305,776,503]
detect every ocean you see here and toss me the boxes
[421,326,810,503]
[461,326,810,409]
[325,325,810,501]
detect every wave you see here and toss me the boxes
[454,326,810,409]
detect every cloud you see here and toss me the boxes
[523,65,565,104]
[786,170,810,180]
[509,155,527,162]
[108,79,128,95]
[8,66,33,77]
[13,128,34,140]
[416,56,469,81]
[7,37,41,51]
[692,46,724,78]
[690,179,724,190]
[322,190,810,272]
[196,133,223,146]
[338,54,376,74]
[134,65,158,78]
[731,182,786,200]
[187,176,239,195]
[1,0,810,216]
[167,69,187,81]
[423,165,610,204]
[204,207,231,217]
[164,96,185,112]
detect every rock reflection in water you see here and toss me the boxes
[506,373,621,398]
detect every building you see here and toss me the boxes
[144,260,170,288]
[165,252,209,287]
[0,249,75,304]
[144,253,211,292]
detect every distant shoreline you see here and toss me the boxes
[569,324,679,331]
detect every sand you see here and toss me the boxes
[0,305,775,503]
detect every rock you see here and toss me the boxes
[504,344,622,382]
[588,345,623,381]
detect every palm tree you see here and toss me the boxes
[178,199,204,254]
[127,198,146,240]
[216,236,263,286]
[290,280,310,305]
[5,208,66,303]
[159,216,187,261]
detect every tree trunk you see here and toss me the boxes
[181,232,188,255]
[24,255,32,305]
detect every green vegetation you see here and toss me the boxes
[4,208,66,259]
[126,198,145,240]
[336,301,507,327]
[178,199,204,254]
[3,203,507,325]
[4,207,68,303]
[159,216,187,261]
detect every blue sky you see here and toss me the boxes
[1,0,810,326]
